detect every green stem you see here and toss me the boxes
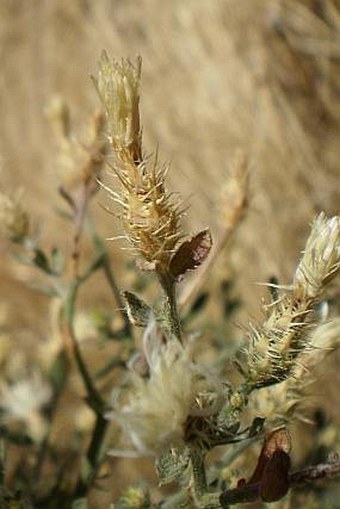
[64,281,103,413]
[101,254,133,336]
[75,413,109,498]
[33,352,69,481]
[190,448,207,498]
[158,273,182,341]
[91,232,134,338]
[64,279,109,499]
[87,413,108,468]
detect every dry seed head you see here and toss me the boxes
[250,319,340,426]
[0,190,29,242]
[107,341,197,455]
[94,52,142,163]
[46,96,106,189]
[249,381,303,426]
[244,213,340,390]
[107,341,220,456]
[294,213,340,299]
[95,52,183,270]
[0,372,52,442]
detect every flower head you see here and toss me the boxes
[0,372,52,441]
[107,337,223,456]
[93,52,142,163]
[46,96,106,189]
[0,190,29,243]
[94,52,183,272]
[294,213,340,299]
[107,341,197,455]
[244,213,340,390]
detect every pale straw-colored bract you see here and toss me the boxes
[0,190,29,242]
[94,51,142,162]
[294,213,340,298]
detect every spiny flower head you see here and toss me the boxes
[111,157,183,271]
[294,213,340,299]
[94,52,183,272]
[0,190,29,243]
[244,213,340,390]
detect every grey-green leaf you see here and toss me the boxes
[122,291,152,327]
[156,446,190,485]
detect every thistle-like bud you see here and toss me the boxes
[93,51,142,163]
[46,96,106,190]
[94,53,183,273]
[294,213,340,299]
[0,190,29,243]
[244,213,340,391]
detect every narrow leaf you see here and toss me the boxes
[33,248,53,274]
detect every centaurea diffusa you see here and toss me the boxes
[92,51,340,506]
[93,53,183,275]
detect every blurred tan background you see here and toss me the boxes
[0,0,340,504]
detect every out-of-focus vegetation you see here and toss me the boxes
[0,1,340,507]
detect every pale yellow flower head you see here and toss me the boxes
[294,213,340,298]
[107,336,223,456]
[107,341,196,455]
[0,372,52,442]
[94,51,142,163]
[0,190,29,243]
[94,52,183,272]
[46,96,106,189]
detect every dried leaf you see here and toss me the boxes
[220,427,291,506]
[169,229,212,281]
[249,427,291,484]
[248,427,291,502]
[260,449,291,502]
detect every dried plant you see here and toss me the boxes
[0,51,339,509]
